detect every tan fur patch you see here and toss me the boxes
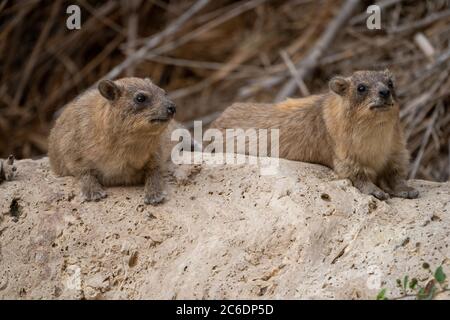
[276,96,319,111]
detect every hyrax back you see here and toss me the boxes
[211,70,418,200]
[48,77,177,204]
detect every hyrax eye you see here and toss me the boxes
[357,84,367,93]
[134,93,147,103]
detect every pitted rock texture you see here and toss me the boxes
[0,155,449,299]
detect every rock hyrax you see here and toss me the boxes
[211,70,419,200]
[48,77,178,205]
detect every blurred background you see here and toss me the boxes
[0,0,449,181]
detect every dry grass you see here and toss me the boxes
[0,0,449,181]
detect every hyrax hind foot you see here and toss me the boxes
[80,173,107,202]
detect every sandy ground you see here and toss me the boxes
[0,154,449,299]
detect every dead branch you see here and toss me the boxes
[275,0,360,101]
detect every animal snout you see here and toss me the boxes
[166,102,176,116]
[378,88,391,99]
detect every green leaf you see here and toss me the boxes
[403,275,409,291]
[434,266,446,284]
[409,278,418,290]
[417,287,426,300]
[376,288,387,300]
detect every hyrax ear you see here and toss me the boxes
[98,80,120,101]
[329,76,349,96]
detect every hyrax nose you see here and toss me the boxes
[166,102,176,116]
[379,88,391,99]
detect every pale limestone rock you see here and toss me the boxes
[0,155,448,299]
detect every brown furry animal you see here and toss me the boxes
[48,77,178,205]
[210,70,419,200]
[0,155,17,184]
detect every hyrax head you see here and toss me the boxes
[329,70,398,114]
[98,77,176,134]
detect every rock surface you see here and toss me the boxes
[0,155,449,299]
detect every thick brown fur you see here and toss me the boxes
[210,70,418,200]
[48,77,179,204]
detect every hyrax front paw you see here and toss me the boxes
[82,186,107,202]
[357,181,389,200]
[370,188,390,200]
[391,186,419,199]
[144,191,166,205]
